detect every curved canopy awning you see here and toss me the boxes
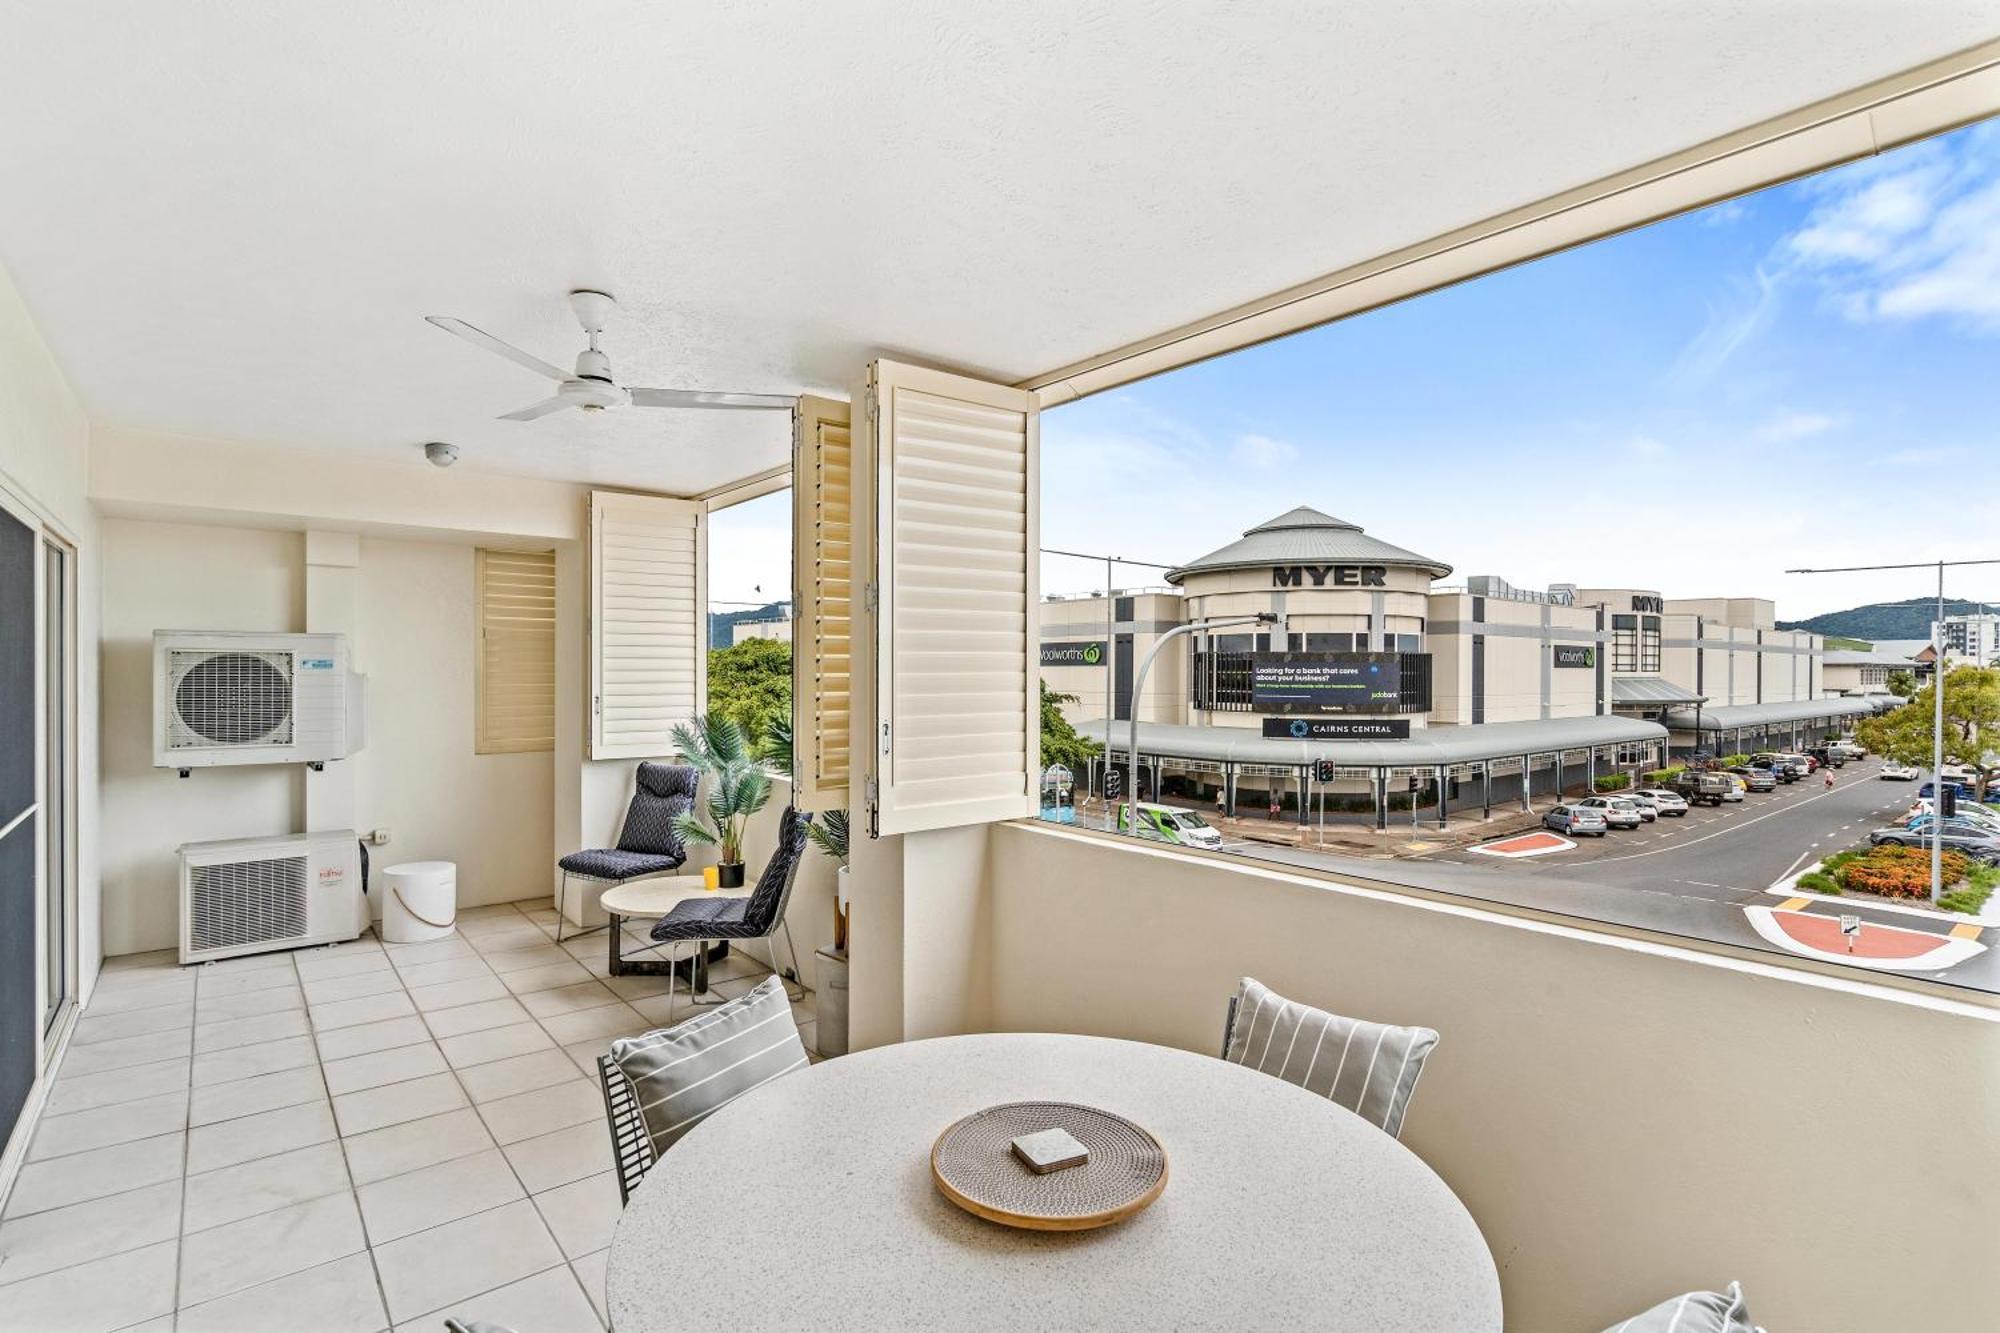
[1661,697,1877,732]
[1612,676,1705,705]
[1078,714,1666,769]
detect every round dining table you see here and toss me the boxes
[607,1032,1501,1331]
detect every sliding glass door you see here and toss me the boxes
[0,504,35,1144]
[42,536,72,1036]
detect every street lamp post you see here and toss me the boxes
[1124,613,1277,838]
[1787,555,2000,906]
[1040,546,1175,810]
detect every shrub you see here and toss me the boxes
[1796,871,1840,895]
[1721,753,1751,767]
[1820,848,1864,873]
[1834,845,1972,899]
[1942,863,2000,915]
[1593,773,1632,792]
[1642,766,1684,785]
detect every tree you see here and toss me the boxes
[1886,670,1916,699]
[1040,682,1102,774]
[1857,665,2000,798]
[707,637,792,742]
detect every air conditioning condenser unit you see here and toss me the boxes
[178,830,366,964]
[154,630,364,772]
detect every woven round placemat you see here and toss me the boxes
[930,1101,1168,1231]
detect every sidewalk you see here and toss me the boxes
[1069,796,1548,858]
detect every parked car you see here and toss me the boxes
[1633,788,1689,817]
[1904,813,2000,838]
[1116,802,1224,849]
[1870,823,2000,863]
[1575,795,1644,829]
[1621,792,1661,822]
[1544,804,1609,837]
[1879,762,1920,781]
[1807,745,1845,769]
[1727,765,1778,793]
[1919,780,1981,802]
[1717,773,1745,802]
[1776,752,1817,775]
[1672,770,1734,807]
[1748,757,1799,783]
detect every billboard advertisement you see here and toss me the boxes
[1249,652,1401,714]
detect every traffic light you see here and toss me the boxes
[1315,759,1336,783]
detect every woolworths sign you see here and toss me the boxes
[1041,641,1107,667]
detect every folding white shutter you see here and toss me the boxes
[857,360,1038,836]
[475,548,557,754]
[588,490,705,760]
[792,396,851,811]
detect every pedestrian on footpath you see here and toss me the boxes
[1824,769,1835,791]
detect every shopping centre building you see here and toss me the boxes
[1042,507,1891,826]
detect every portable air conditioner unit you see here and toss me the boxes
[154,630,364,771]
[178,830,366,964]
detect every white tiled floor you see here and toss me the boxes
[1,899,817,1333]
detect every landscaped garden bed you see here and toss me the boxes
[1797,845,1997,915]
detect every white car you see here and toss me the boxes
[1576,795,1644,829]
[1879,763,1920,781]
[1633,788,1689,817]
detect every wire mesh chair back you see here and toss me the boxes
[599,1053,658,1205]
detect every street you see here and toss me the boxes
[1208,757,2000,994]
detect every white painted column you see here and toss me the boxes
[303,530,359,835]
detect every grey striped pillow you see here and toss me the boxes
[1603,1281,1763,1333]
[1223,977,1438,1139]
[610,976,809,1156]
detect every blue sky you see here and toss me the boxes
[1041,118,2000,621]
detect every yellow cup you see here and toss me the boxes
[702,865,720,891]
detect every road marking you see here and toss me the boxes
[1777,896,1812,912]
[1951,923,1983,940]
[1686,881,1724,889]
[1580,783,1869,866]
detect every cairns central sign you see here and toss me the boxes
[1271,564,1388,588]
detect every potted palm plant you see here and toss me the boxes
[670,714,771,888]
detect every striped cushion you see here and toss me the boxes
[609,976,808,1156]
[1223,977,1438,1139]
[1603,1281,1763,1333]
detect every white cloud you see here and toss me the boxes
[1669,266,1779,383]
[1229,433,1299,469]
[1753,411,1839,442]
[1781,123,2000,332]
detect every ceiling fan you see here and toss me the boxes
[425,289,792,420]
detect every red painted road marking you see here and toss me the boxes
[1774,912,1939,960]
[1471,831,1571,858]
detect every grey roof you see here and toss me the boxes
[1166,507,1452,583]
[1823,649,1917,667]
[1078,714,1664,769]
[1870,639,1935,658]
[1661,697,1877,732]
[1611,676,1705,705]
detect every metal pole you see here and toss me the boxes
[1934,559,1945,906]
[1105,556,1114,741]
[1124,613,1273,839]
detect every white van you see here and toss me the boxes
[1117,802,1225,849]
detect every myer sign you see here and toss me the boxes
[1271,564,1388,588]
[1040,640,1106,668]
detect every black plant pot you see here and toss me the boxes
[716,862,745,889]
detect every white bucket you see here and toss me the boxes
[381,860,457,943]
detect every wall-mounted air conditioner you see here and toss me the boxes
[178,830,366,964]
[154,630,364,772]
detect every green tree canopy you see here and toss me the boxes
[1040,682,1102,774]
[1886,669,1916,699]
[1857,664,2000,796]
[707,637,792,743]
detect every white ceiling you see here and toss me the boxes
[1,4,1993,493]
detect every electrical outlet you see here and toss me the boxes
[370,827,392,845]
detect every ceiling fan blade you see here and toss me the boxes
[628,387,795,411]
[499,396,574,422]
[425,316,569,382]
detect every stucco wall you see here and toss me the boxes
[984,821,2000,1332]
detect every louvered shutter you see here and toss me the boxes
[475,548,557,753]
[792,396,851,811]
[589,491,706,760]
[857,360,1038,835]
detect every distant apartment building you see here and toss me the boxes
[1935,612,2000,665]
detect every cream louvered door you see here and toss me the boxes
[588,491,706,760]
[792,396,851,812]
[475,548,557,753]
[859,360,1038,836]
